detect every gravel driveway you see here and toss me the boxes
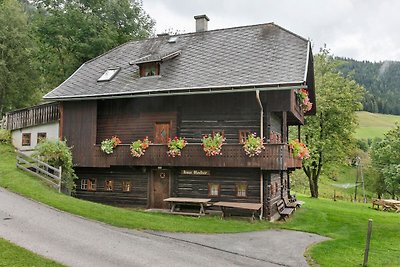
[0,187,328,267]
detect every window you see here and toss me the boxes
[81,179,96,191]
[105,180,114,191]
[37,132,47,143]
[97,68,120,82]
[236,183,248,198]
[22,133,31,146]
[122,180,132,192]
[212,130,224,139]
[208,183,220,197]
[81,179,88,190]
[238,130,250,144]
[140,63,160,77]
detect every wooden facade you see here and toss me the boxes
[62,90,305,220]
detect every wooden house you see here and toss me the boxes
[43,15,315,220]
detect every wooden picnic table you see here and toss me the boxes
[213,201,263,220]
[163,197,211,216]
[373,199,400,212]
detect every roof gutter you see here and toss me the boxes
[44,82,307,101]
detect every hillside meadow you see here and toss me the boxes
[355,111,400,139]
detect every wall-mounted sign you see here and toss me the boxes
[181,170,210,176]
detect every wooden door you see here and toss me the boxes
[151,170,170,209]
[155,122,170,144]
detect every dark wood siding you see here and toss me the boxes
[173,168,261,203]
[265,172,282,220]
[62,101,97,166]
[178,93,260,143]
[96,98,177,144]
[75,167,148,206]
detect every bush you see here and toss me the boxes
[0,129,11,143]
[33,139,77,194]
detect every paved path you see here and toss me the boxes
[0,188,328,267]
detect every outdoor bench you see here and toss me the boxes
[277,199,294,221]
[213,201,263,220]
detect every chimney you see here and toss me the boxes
[194,15,209,32]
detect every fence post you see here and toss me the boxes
[363,219,373,267]
[58,166,62,193]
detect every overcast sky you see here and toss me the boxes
[142,0,400,62]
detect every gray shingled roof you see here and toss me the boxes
[44,23,312,100]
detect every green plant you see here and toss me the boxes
[167,136,187,157]
[32,139,78,194]
[100,136,121,154]
[243,133,265,157]
[130,137,150,158]
[288,139,310,159]
[0,129,11,143]
[202,133,225,156]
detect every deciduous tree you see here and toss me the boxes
[302,49,364,197]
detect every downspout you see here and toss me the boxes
[256,90,264,219]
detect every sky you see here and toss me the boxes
[142,0,400,62]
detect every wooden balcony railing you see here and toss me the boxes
[87,144,302,170]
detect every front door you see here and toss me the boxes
[155,122,170,144]
[151,169,170,209]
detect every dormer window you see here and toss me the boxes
[97,67,120,82]
[140,63,160,77]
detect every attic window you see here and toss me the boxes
[97,68,120,82]
[140,63,160,77]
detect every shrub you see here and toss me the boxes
[33,139,77,194]
[0,129,11,144]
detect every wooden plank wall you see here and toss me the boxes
[62,101,97,166]
[265,172,282,220]
[96,98,177,144]
[75,167,148,206]
[172,167,261,203]
[179,93,260,143]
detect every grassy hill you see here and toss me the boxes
[355,111,400,139]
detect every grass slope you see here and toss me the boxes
[0,238,64,267]
[355,111,400,139]
[0,143,399,266]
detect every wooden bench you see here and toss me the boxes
[283,198,298,209]
[163,197,211,217]
[277,200,294,221]
[213,202,263,220]
[289,195,305,207]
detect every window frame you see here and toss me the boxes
[122,180,132,192]
[22,133,31,146]
[80,179,88,190]
[235,183,248,198]
[104,179,114,192]
[37,132,47,143]
[81,178,97,191]
[238,130,251,144]
[208,183,221,197]
[139,63,160,77]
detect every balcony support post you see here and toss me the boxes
[256,90,264,216]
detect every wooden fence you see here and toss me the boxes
[16,151,62,192]
[6,102,59,131]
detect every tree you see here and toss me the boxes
[32,0,155,90]
[370,124,400,198]
[0,0,41,116]
[301,49,364,198]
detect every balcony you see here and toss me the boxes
[87,143,302,170]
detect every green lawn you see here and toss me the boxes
[355,111,400,139]
[0,238,64,267]
[0,143,399,267]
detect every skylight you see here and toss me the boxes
[97,68,120,82]
[168,36,178,43]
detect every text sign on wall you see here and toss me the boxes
[181,170,210,176]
